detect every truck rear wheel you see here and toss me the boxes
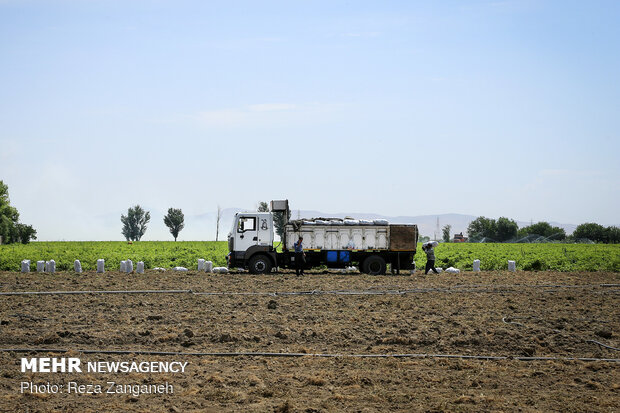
[248,254,272,274]
[362,255,386,275]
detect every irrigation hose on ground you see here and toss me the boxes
[0,284,618,297]
[0,290,193,296]
[0,347,618,362]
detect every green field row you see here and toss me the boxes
[1,242,619,272]
[0,241,229,271]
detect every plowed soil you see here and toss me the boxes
[0,270,618,412]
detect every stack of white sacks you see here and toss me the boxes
[197,259,217,273]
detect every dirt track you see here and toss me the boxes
[0,270,618,412]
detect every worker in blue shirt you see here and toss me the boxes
[293,236,305,275]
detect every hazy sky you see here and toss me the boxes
[1,0,618,241]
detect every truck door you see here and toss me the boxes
[235,215,259,253]
[256,215,273,246]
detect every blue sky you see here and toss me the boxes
[1,0,618,240]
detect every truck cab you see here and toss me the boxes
[227,212,276,273]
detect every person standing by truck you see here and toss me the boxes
[423,242,439,275]
[294,236,305,276]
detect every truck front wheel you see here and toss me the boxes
[362,255,386,275]
[248,254,273,274]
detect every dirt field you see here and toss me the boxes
[0,270,618,412]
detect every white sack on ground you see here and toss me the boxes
[21,260,30,273]
[37,261,45,272]
[97,259,105,273]
[473,259,481,272]
[46,260,56,273]
[74,260,82,273]
[197,259,205,271]
[173,267,188,272]
[445,267,460,274]
[136,262,145,274]
[508,260,516,272]
[205,261,213,273]
[120,261,127,272]
[126,259,133,273]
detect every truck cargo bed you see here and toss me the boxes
[389,225,418,251]
[285,222,417,252]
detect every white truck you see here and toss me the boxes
[226,200,418,275]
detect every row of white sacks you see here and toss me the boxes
[19,258,517,273]
[413,259,517,273]
[19,259,229,274]
[300,219,389,226]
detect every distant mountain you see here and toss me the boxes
[39,205,577,241]
[72,208,575,241]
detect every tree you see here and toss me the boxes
[163,208,185,241]
[606,226,620,244]
[0,210,18,244]
[467,216,497,241]
[273,209,290,240]
[573,222,606,243]
[0,180,37,244]
[442,224,452,243]
[517,222,566,240]
[257,201,269,212]
[496,217,518,242]
[121,205,150,241]
[15,223,37,244]
[216,205,222,241]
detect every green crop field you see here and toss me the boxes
[0,241,230,271]
[420,243,620,272]
[0,241,618,272]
